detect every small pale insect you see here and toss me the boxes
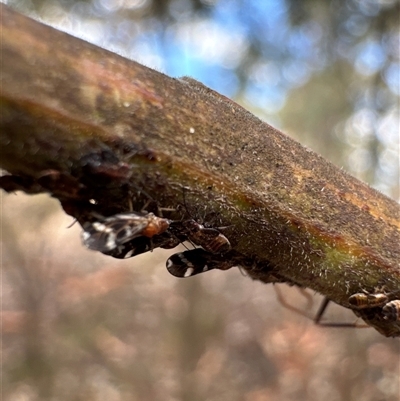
[382,300,400,322]
[166,248,234,278]
[348,292,388,309]
[81,212,170,252]
[169,220,231,254]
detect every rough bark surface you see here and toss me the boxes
[1,5,399,336]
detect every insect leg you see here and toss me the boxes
[274,286,369,328]
[314,298,368,328]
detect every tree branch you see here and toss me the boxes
[1,4,399,336]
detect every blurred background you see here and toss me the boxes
[1,0,399,400]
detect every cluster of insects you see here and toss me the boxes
[348,291,400,323]
[80,205,400,328]
[81,208,234,278]
[273,286,400,329]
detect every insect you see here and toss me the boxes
[81,196,232,263]
[169,220,231,254]
[171,187,232,254]
[166,248,234,278]
[103,231,181,259]
[81,212,170,252]
[382,300,400,322]
[348,292,389,309]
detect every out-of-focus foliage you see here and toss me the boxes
[2,1,399,400]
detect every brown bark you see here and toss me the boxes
[1,5,399,336]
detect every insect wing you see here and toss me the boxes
[103,236,152,259]
[166,248,216,278]
[104,232,181,259]
[81,213,150,252]
[81,221,118,251]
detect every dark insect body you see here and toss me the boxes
[382,300,400,322]
[81,212,170,252]
[348,292,388,309]
[104,232,181,259]
[169,220,231,254]
[166,248,234,278]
